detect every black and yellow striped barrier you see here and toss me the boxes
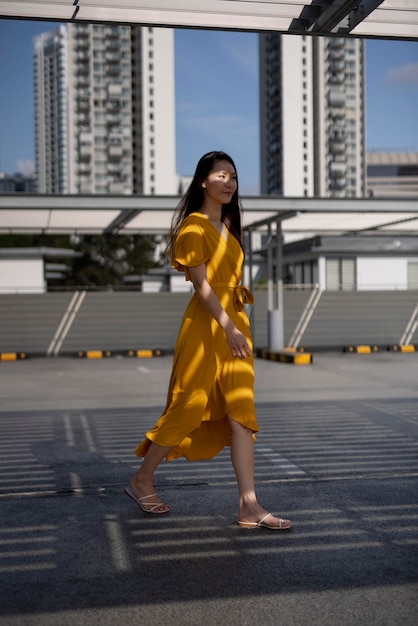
[256,347,313,365]
[344,344,417,354]
[126,349,155,358]
[75,349,167,359]
[75,350,113,359]
[389,344,416,353]
[343,345,379,354]
[0,352,28,362]
[125,349,167,358]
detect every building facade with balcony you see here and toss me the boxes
[33,25,69,193]
[34,23,176,195]
[259,34,365,199]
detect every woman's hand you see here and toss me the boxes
[224,322,252,359]
[188,263,252,359]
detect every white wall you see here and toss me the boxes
[142,27,177,194]
[357,257,408,290]
[170,273,194,293]
[282,36,314,196]
[0,259,46,294]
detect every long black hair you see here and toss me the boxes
[165,151,243,260]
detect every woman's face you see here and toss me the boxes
[202,160,237,206]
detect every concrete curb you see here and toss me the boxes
[256,347,313,365]
[0,352,29,361]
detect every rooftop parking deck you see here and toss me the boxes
[0,353,417,625]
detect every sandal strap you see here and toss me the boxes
[137,493,157,502]
[257,513,272,526]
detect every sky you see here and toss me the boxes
[0,19,417,194]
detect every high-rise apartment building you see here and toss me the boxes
[259,34,365,198]
[33,25,69,193]
[34,23,176,195]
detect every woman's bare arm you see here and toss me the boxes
[188,263,251,359]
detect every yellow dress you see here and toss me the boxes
[135,212,258,461]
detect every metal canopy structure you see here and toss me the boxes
[1,195,417,242]
[0,0,417,40]
[1,2,417,355]
[0,0,417,240]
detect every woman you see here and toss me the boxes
[126,151,291,530]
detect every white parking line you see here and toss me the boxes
[63,415,75,447]
[79,413,96,453]
[69,472,82,493]
[104,514,131,572]
[256,447,306,476]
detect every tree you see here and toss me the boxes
[66,234,159,287]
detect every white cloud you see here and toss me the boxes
[16,159,34,176]
[383,62,418,86]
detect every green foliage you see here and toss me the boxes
[68,234,159,287]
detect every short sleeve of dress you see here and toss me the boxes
[172,216,209,281]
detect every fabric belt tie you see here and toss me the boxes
[210,283,254,313]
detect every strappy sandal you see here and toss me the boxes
[238,513,291,530]
[125,485,169,514]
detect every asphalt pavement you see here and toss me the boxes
[0,351,417,625]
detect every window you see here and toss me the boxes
[326,258,356,290]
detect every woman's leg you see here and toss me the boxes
[129,441,171,513]
[228,416,291,528]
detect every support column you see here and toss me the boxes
[268,219,284,351]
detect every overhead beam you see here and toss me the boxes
[0,1,416,40]
[103,209,143,234]
[308,0,384,33]
[347,0,392,32]
[0,194,418,213]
